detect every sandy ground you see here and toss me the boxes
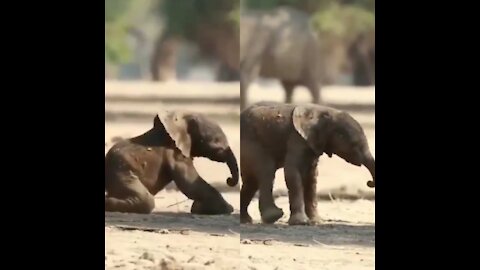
[105,81,375,270]
[106,193,374,270]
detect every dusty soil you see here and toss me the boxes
[105,81,375,270]
[106,193,374,270]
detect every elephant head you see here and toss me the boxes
[155,110,239,187]
[293,105,375,188]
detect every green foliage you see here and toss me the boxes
[160,0,240,38]
[244,0,333,13]
[244,0,374,41]
[348,0,374,12]
[105,0,130,23]
[312,3,374,41]
[105,0,132,64]
[229,3,240,29]
[244,0,373,12]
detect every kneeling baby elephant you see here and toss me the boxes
[105,110,239,215]
[240,102,375,225]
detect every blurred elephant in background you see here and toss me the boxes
[151,22,239,82]
[348,31,375,86]
[240,7,324,110]
[216,62,240,82]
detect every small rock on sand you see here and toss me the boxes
[158,258,183,270]
[139,251,155,262]
[241,239,252,245]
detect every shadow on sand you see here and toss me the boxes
[240,221,375,247]
[105,211,240,236]
[105,211,374,247]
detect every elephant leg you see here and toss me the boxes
[105,172,155,214]
[105,195,155,214]
[285,157,309,225]
[281,81,296,104]
[240,75,250,111]
[240,173,259,224]
[241,34,265,111]
[172,160,233,215]
[240,64,260,111]
[242,140,282,223]
[257,166,283,224]
[305,80,322,105]
[302,158,322,224]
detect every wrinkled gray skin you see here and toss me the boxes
[240,7,324,110]
[105,111,239,215]
[240,102,375,225]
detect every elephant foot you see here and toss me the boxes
[227,204,234,213]
[260,207,284,224]
[306,209,323,225]
[288,212,309,226]
[308,215,323,225]
[240,213,253,224]
[190,200,201,214]
[191,200,234,215]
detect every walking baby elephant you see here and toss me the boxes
[240,102,375,225]
[105,111,239,215]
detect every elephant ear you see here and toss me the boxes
[292,106,332,153]
[156,110,192,158]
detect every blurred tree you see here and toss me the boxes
[151,0,240,81]
[312,3,374,42]
[106,0,156,79]
[244,0,332,13]
[311,2,374,85]
[105,0,132,65]
[105,0,374,83]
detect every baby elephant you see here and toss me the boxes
[105,110,239,215]
[240,102,375,225]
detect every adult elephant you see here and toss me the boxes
[348,31,375,86]
[105,111,239,215]
[240,7,324,110]
[240,102,375,225]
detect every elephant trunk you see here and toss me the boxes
[363,153,375,188]
[224,148,239,187]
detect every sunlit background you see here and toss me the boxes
[105,0,375,196]
[105,0,374,85]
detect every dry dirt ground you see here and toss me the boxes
[105,81,375,270]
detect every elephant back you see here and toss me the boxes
[241,102,296,157]
[265,8,318,80]
[240,7,320,81]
